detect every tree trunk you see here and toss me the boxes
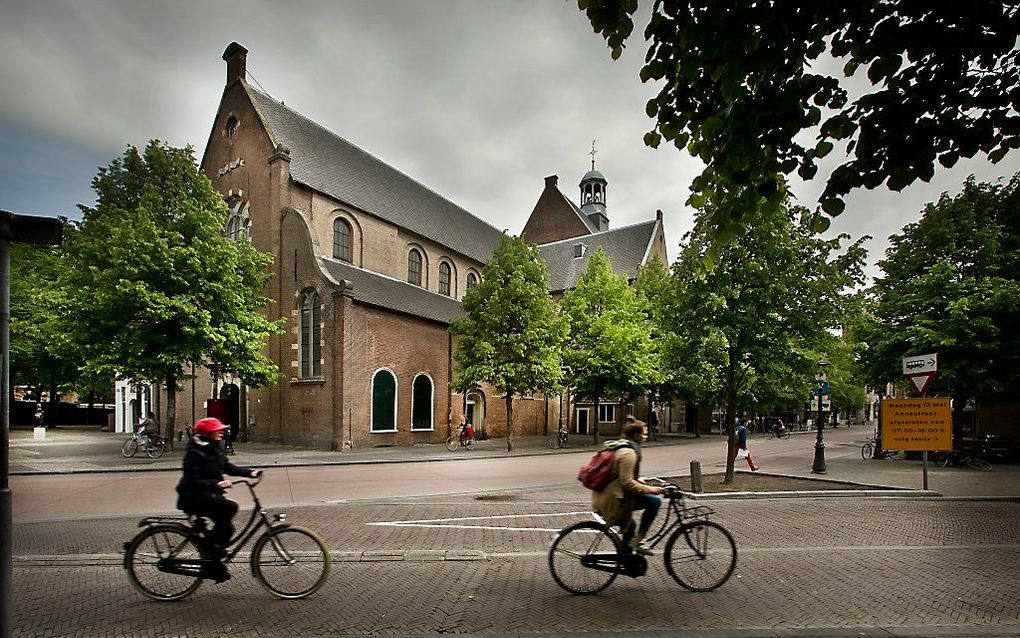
[165,373,178,452]
[723,388,738,484]
[592,389,601,446]
[505,393,514,452]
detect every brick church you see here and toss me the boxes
[140,42,667,449]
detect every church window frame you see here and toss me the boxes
[466,271,479,294]
[299,290,322,379]
[407,248,423,286]
[371,368,398,433]
[333,217,352,262]
[410,373,435,431]
[226,116,239,138]
[225,197,251,243]
[438,260,453,296]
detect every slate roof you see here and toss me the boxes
[537,219,658,292]
[321,257,465,325]
[247,85,504,264]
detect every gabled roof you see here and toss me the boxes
[537,219,658,292]
[322,258,464,325]
[565,193,599,234]
[246,85,503,264]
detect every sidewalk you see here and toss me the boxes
[10,424,1020,498]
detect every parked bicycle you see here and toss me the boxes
[861,433,899,460]
[548,477,736,595]
[123,475,330,600]
[765,423,790,440]
[446,423,477,451]
[549,427,569,449]
[122,431,167,459]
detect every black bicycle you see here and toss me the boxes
[549,427,568,449]
[123,475,330,600]
[548,478,737,595]
[765,425,790,440]
[122,431,167,459]
[861,435,899,460]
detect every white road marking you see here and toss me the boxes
[368,510,595,532]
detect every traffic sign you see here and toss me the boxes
[907,372,936,396]
[880,398,951,451]
[902,353,938,375]
[811,395,831,412]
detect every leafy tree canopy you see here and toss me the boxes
[580,1,1019,240]
[561,248,658,442]
[451,234,567,450]
[663,195,867,480]
[59,141,283,438]
[866,173,1020,401]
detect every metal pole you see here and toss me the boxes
[812,362,828,474]
[922,450,929,490]
[1,234,12,638]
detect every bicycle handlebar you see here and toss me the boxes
[640,476,682,498]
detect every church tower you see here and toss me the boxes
[579,141,608,231]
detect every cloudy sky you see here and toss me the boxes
[2,1,1016,277]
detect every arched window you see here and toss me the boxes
[371,369,397,432]
[225,198,250,242]
[438,262,452,296]
[407,249,422,286]
[411,374,434,431]
[299,291,321,378]
[466,272,478,293]
[333,218,352,262]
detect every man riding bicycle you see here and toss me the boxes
[176,417,260,582]
[590,417,666,556]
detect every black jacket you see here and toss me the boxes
[176,436,254,509]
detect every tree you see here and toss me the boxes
[663,198,867,482]
[59,141,283,445]
[633,255,671,423]
[866,174,1020,416]
[451,235,567,452]
[580,1,1019,239]
[561,248,657,444]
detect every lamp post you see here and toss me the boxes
[811,359,830,474]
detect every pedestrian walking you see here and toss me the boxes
[735,421,758,471]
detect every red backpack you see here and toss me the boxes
[577,443,631,491]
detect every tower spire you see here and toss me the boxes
[590,139,597,171]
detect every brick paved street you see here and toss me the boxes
[13,484,1020,637]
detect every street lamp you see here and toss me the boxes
[811,359,831,474]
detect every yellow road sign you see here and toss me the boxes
[880,398,952,451]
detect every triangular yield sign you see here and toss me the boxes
[907,372,936,395]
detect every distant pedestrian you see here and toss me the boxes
[735,422,758,471]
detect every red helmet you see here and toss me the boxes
[194,417,228,435]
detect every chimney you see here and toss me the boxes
[222,42,248,86]
[656,209,663,222]
[544,175,558,189]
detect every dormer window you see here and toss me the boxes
[573,243,586,259]
[226,116,239,138]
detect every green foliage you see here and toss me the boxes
[580,1,1019,241]
[60,141,283,402]
[662,196,867,479]
[865,174,1020,400]
[451,235,567,450]
[561,249,658,441]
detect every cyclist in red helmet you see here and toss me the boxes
[176,417,260,582]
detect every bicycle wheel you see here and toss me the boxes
[465,436,476,451]
[122,438,138,458]
[445,436,459,452]
[765,430,775,440]
[861,442,874,461]
[125,524,205,601]
[145,440,166,459]
[252,525,330,599]
[548,521,621,595]
[933,451,951,468]
[664,520,737,592]
[549,435,562,449]
[778,429,790,439]
[966,456,993,471]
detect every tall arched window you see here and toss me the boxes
[225,198,250,242]
[411,374,434,431]
[333,218,352,262]
[371,369,397,432]
[438,262,452,296]
[466,272,478,293]
[407,249,422,286]
[299,291,321,378]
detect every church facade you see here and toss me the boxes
[156,43,667,449]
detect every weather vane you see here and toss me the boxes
[590,140,597,171]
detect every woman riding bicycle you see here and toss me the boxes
[175,417,260,582]
[590,418,666,556]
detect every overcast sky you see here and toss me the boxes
[2,1,1016,278]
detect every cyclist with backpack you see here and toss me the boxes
[588,417,666,556]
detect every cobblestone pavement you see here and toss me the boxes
[13,484,1020,637]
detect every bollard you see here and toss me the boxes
[690,460,703,493]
